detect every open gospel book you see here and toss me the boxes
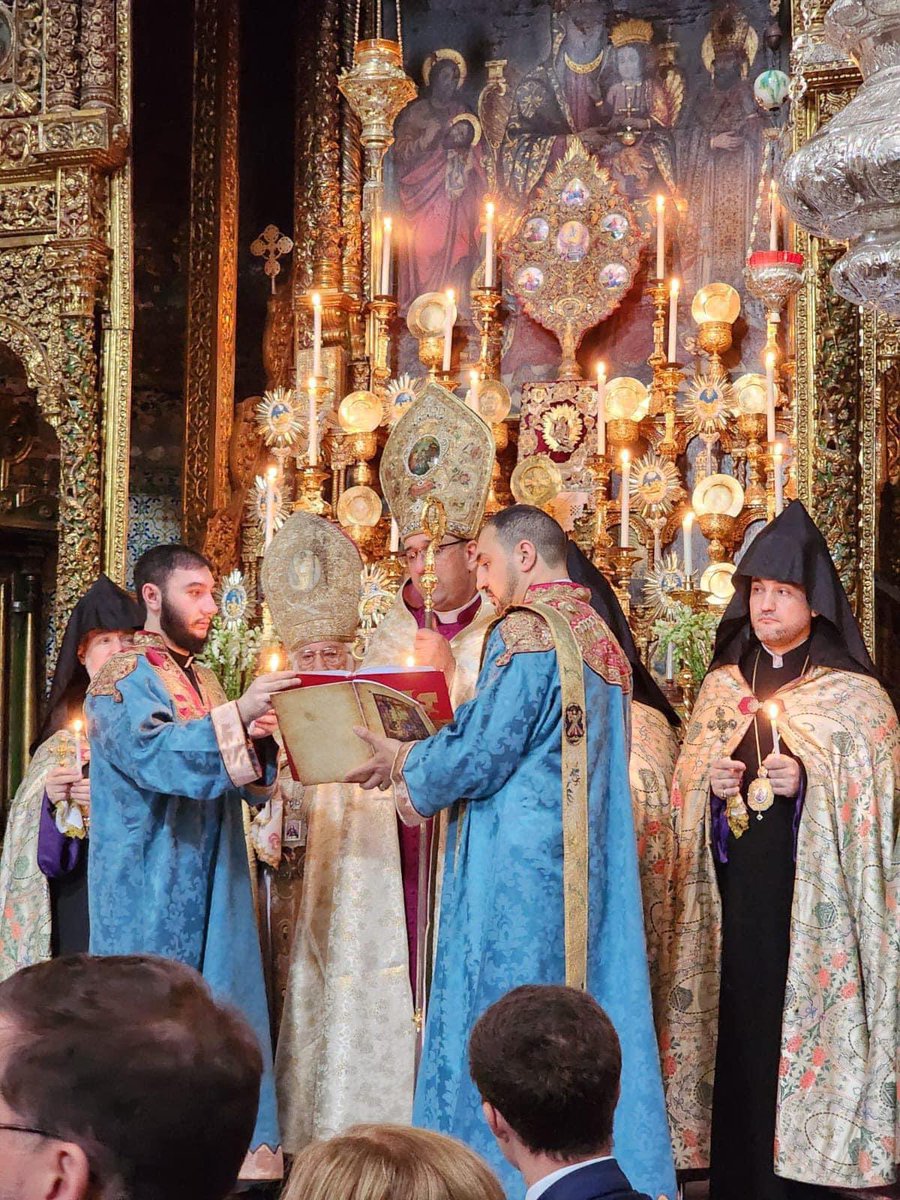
[272,666,452,786]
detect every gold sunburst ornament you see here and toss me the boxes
[540,402,584,454]
[630,453,682,517]
[246,474,286,538]
[384,374,425,425]
[255,387,303,448]
[217,570,249,630]
[684,364,734,437]
[643,552,687,619]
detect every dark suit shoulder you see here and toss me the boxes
[541,1158,652,1200]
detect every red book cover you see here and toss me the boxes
[292,666,453,727]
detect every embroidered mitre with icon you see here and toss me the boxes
[261,510,363,652]
[379,380,495,541]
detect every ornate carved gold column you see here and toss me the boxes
[182,0,240,551]
[46,0,81,110]
[789,1,878,648]
[80,0,117,110]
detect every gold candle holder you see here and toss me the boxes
[669,580,710,610]
[610,544,640,614]
[294,465,331,516]
[696,319,733,365]
[606,417,642,453]
[737,411,767,506]
[346,431,379,487]
[485,421,512,514]
[677,662,697,717]
[471,286,503,380]
[378,552,407,590]
[647,277,669,415]
[585,451,614,571]
[370,295,397,391]
[658,364,684,459]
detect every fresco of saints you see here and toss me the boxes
[394,50,487,317]
[679,7,762,297]
[499,0,610,201]
[597,19,682,199]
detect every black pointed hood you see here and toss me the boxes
[709,501,876,677]
[33,575,144,750]
[566,541,680,725]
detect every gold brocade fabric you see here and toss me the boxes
[629,701,679,1036]
[659,665,900,1189]
[272,589,493,1151]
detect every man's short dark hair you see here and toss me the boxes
[484,504,567,569]
[133,544,212,606]
[469,984,621,1159]
[0,954,262,1200]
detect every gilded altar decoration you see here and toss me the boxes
[256,388,303,449]
[643,552,688,620]
[384,373,425,423]
[250,223,294,293]
[502,139,645,378]
[510,454,563,508]
[247,474,286,538]
[518,380,598,486]
[630,454,682,518]
[684,364,734,439]
[218,569,250,629]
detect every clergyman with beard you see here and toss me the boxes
[84,545,299,1185]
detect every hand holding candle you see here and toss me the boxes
[596,361,607,456]
[619,450,631,548]
[767,702,781,755]
[667,277,680,363]
[682,510,695,578]
[442,289,455,373]
[311,292,322,378]
[484,200,495,289]
[655,194,665,279]
[72,718,83,768]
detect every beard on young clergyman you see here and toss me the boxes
[160,593,210,656]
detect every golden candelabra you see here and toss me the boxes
[471,286,503,380]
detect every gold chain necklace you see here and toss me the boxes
[564,49,604,75]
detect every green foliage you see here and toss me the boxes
[197,615,263,701]
[653,602,720,686]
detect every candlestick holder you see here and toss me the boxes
[606,417,643,454]
[677,661,698,716]
[610,544,640,614]
[345,431,379,487]
[471,286,503,380]
[697,511,737,563]
[669,579,710,611]
[657,364,684,459]
[370,295,397,391]
[377,552,407,590]
[647,277,669,415]
[294,465,331,516]
[485,420,512,514]
[585,451,614,571]
[736,411,767,506]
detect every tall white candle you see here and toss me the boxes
[619,451,631,548]
[468,369,480,411]
[655,194,665,279]
[773,442,784,516]
[442,289,455,373]
[311,292,322,378]
[307,377,318,467]
[683,510,695,578]
[765,350,777,443]
[596,361,607,456]
[769,181,778,253]
[484,200,495,289]
[667,277,680,363]
[665,642,674,682]
[265,466,277,546]
[389,518,400,553]
[72,718,83,767]
[380,217,392,295]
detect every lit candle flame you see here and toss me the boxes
[384,216,392,233]
[308,375,317,392]
[311,291,321,309]
[669,276,680,298]
[596,360,606,384]
[406,655,416,668]
[620,449,630,466]
[72,718,83,734]
[266,465,278,483]
[485,200,495,219]
[683,510,695,532]
[773,442,783,460]
[656,194,665,214]
[268,651,282,673]
[765,349,776,370]
[767,702,779,721]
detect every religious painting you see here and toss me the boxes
[388,0,784,391]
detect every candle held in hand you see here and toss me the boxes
[767,702,781,755]
[72,718,83,767]
[619,450,631,548]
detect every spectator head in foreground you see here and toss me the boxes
[469,985,622,1183]
[0,954,262,1200]
[283,1124,505,1200]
